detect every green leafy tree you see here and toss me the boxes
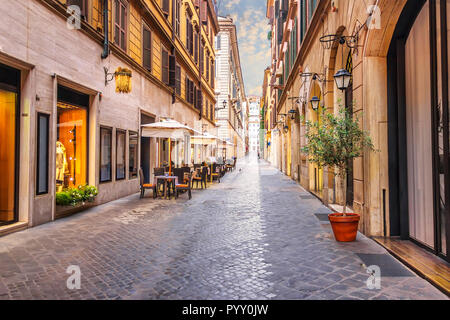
[301,104,376,215]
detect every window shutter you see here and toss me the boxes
[186,18,190,51]
[190,80,194,104]
[169,54,176,87]
[201,0,208,24]
[143,27,152,71]
[211,61,214,88]
[162,49,169,84]
[185,77,189,101]
[196,88,203,111]
[194,32,198,64]
[200,42,204,74]
[175,65,181,95]
[162,0,170,14]
[189,23,194,55]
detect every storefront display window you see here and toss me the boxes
[129,131,138,179]
[100,127,112,182]
[56,86,88,192]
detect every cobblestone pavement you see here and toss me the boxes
[0,157,447,300]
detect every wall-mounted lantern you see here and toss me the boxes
[104,67,132,93]
[333,68,352,91]
[310,96,320,111]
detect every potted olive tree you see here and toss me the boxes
[302,104,375,242]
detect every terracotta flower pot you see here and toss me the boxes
[328,213,360,242]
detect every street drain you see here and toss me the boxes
[356,253,414,277]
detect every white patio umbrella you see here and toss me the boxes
[141,119,194,175]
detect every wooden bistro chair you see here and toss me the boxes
[174,171,192,200]
[139,168,156,199]
[210,163,221,183]
[192,166,208,189]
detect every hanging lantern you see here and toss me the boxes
[333,68,352,91]
[310,96,320,111]
[114,67,132,93]
[288,109,297,120]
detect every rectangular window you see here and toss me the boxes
[143,25,152,71]
[116,130,126,180]
[175,0,181,37]
[129,131,138,179]
[206,53,210,82]
[211,60,214,88]
[114,0,127,51]
[162,47,169,85]
[216,35,221,50]
[100,127,112,183]
[36,113,49,195]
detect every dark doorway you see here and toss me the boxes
[387,0,449,261]
[140,114,155,184]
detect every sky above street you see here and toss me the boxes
[217,0,271,97]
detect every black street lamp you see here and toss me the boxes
[288,109,297,120]
[310,96,320,111]
[334,68,352,91]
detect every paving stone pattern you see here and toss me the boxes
[0,157,447,300]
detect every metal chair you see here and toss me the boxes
[139,168,156,199]
[175,173,192,200]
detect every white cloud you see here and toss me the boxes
[225,4,271,97]
[225,0,241,9]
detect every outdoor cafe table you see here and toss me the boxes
[155,175,178,199]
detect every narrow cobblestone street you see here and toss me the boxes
[0,157,447,300]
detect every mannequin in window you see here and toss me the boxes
[56,141,69,192]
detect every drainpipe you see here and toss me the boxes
[101,0,109,59]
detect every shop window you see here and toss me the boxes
[37,113,50,195]
[116,130,126,180]
[129,131,138,179]
[56,85,88,192]
[100,127,112,183]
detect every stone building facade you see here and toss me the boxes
[0,0,219,235]
[215,16,246,159]
[265,0,450,262]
